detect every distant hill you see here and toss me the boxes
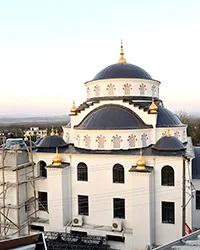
[0,115,70,126]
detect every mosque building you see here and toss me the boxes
[0,41,197,250]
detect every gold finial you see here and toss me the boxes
[166,129,171,137]
[136,149,146,170]
[70,100,78,115]
[24,135,28,141]
[50,127,55,136]
[55,129,59,136]
[43,129,47,138]
[118,39,126,64]
[149,97,158,114]
[52,147,62,166]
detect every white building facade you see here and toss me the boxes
[0,43,195,250]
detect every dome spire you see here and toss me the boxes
[118,39,126,64]
[55,128,59,136]
[70,100,78,115]
[136,149,146,170]
[50,127,55,136]
[166,129,171,137]
[52,147,62,166]
[24,135,28,141]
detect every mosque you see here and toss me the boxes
[1,41,198,250]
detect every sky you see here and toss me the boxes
[0,0,200,116]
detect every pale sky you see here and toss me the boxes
[0,0,200,116]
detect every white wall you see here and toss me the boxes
[156,127,187,143]
[85,78,160,99]
[71,154,136,229]
[73,128,152,150]
[154,157,192,245]
[132,171,155,249]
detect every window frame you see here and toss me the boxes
[196,190,200,209]
[39,161,47,178]
[38,191,48,211]
[25,200,30,213]
[78,195,89,216]
[161,165,174,186]
[77,162,88,181]
[162,201,175,224]
[113,198,125,219]
[113,164,124,184]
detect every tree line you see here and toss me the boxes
[176,110,200,146]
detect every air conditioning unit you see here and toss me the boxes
[112,219,122,232]
[72,216,83,227]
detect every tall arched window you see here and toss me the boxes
[39,161,47,178]
[77,162,88,181]
[161,166,174,186]
[113,164,124,183]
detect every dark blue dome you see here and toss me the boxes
[93,63,152,80]
[24,140,37,149]
[74,104,152,130]
[157,107,184,127]
[35,137,43,145]
[152,136,185,151]
[37,135,67,148]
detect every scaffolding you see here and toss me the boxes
[0,137,38,239]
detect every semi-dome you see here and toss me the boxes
[37,135,67,148]
[74,104,152,130]
[152,135,185,151]
[157,107,184,127]
[93,63,152,81]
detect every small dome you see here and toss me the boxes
[93,63,152,81]
[37,135,67,148]
[157,107,184,127]
[74,104,152,130]
[153,136,185,151]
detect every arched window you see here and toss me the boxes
[113,164,124,183]
[39,161,47,178]
[161,166,174,186]
[77,162,88,181]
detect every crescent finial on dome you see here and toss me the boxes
[118,39,126,64]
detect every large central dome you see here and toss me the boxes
[93,41,152,81]
[93,63,152,81]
